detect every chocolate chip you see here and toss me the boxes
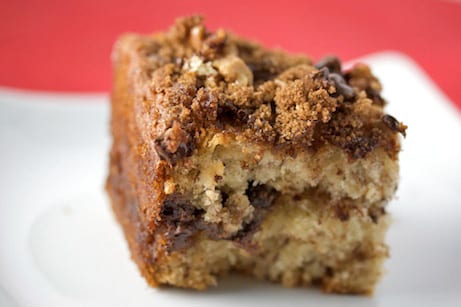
[245,183,279,209]
[221,191,229,204]
[159,188,278,253]
[312,64,355,101]
[334,205,350,222]
[154,139,193,166]
[269,100,277,126]
[315,67,330,81]
[162,195,202,223]
[328,73,355,101]
[178,142,192,155]
[366,88,385,106]
[325,267,334,277]
[382,114,399,130]
[230,217,262,250]
[343,135,379,159]
[382,114,407,136]
[315,56,342,74]
[217,100,250,125]
[154,122,195,165]
[161,194,205,251]
[247,63,277,82]
[154,140,173,161]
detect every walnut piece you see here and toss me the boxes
[184,55,217,76]
[213,55,254,86]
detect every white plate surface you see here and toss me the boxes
[0,52,460,307]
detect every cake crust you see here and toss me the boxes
[113,16,405,166]
[106,16,405,294]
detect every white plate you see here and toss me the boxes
[0,52,460,307]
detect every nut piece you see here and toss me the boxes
[164,179,176,194]
[190,25,205,51]
[213,55,254,86]
[184,55,217,76]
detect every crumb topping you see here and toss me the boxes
[122,16,406,164]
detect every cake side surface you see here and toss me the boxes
[106,16,405,294]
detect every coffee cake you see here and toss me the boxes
[106,16,406,294]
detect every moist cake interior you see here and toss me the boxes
[148,134,396,293]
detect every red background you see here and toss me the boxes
[1,0,460,109]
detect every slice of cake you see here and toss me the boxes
[106,16,406,294]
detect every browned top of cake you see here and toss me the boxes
[114,16,406,165]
